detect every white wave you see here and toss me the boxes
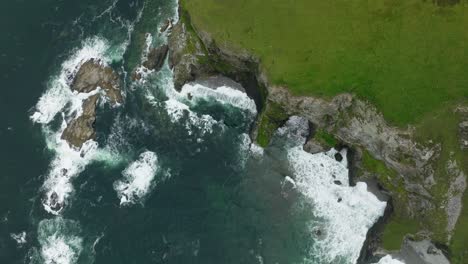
[237,133,252,168]
[374,255,405,264]
[31,37,110,124]
[114,151,164,205]
[164,98,217,136]
[37,218,83,264]
[287,146,386,263]
[42,123,99,215]
[178,83,257,115]
[250,143,264,159]
[10,231,27,247]
[145,62,256,136]
[31,36,128,215]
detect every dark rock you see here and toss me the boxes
[314,229,322,236]
[142,44,169,72]
[333,180,342,185]
[49,191,63,211]
[61,94,99,148]
[160,19,173,33]
[427,245,438,255]
[337,198,342,203]
[72,59,122,104]
[334,152,343,162]
[303,138,328,154]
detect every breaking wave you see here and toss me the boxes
[32,218,84,264]
[114,151,167,205]
[30,36,115,215]
[31,37,110,124]
[279,117,386,263]
[374,255,405,264]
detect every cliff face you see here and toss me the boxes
[167,6,467,262]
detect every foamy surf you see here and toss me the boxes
[374,255,405,264]
[114,151,165,205]
[31,37,110,124]
[144,62,256,137]
[10,231,27,247]
[41,131,99,215]
[277,116,386,263]
[30,35,129,215]
[35,218,83,264]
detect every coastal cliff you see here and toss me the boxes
[167,4,467,263]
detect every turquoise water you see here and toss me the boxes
[0,1,387,263]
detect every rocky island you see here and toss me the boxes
[61,59,123,148]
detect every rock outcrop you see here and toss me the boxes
[457,106,468,150]
[72,59,122,104]
[142,44,169,71]
[61,94,99,148]
[62,59,122,148]
[267,86,442,215]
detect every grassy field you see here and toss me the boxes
[182,0,468,126]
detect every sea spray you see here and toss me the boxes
[374,255,405,264]
[33,218,84,264]
[31,37,110,124]
[114,151,166,205]
[278,116,387,263]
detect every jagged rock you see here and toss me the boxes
[333,180,342,185]
[61,94,99,148]
[334,153,343,162]
[267,86,439,219]
[160,19,173,33]
[142,44,169,71]
[457,106,468,150]
[72,59,122,104]
[445,159,466,237]
[303,138,328,154]
[395,239,450,264]
[61,59,123,148]
[168,20,214,90]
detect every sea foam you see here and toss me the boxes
[30,37,120,215]
[145,62,256,137]
[31,37,109,124]
[374,255,405,264]
[36,218,83,264]
[280,116,386,263]
[114,151,163,205]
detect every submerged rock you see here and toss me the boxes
[61,94,99,148]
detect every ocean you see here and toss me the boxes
[0,0,392,263]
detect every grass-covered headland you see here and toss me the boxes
[179,0,468,262]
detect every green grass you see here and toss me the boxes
[361,150,421,250]
[414,104,468,263]
[182,0,468,126]
[381,218,421,250]
[314,129,338,147]
[256,102,289,147]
